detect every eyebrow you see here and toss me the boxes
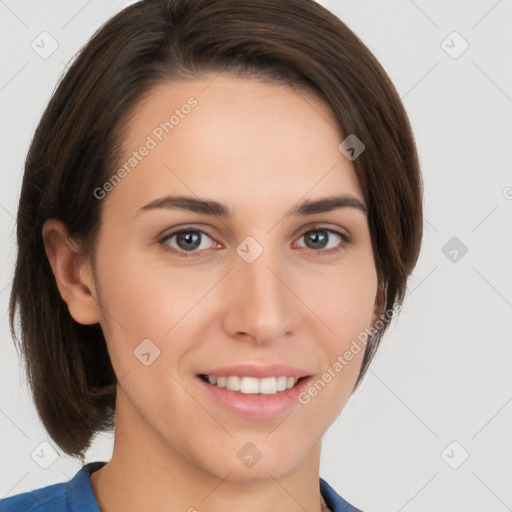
[136,194,368,217]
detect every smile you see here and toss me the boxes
[199,374,304,395]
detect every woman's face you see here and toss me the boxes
[89,74,378,480]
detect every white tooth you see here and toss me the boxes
[276,376,287,392]
[210,375,297,393]
[286,377,296,389]
[259,377,277,395]
[226,375,241,391]
[240,376,260,394]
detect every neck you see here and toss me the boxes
[91,444,327,512]
[90,394,328,512]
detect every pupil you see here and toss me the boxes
[178,231,200,251]
[307,231,327,249]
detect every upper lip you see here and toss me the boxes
[197,364,311,379]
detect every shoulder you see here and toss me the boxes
[320,478,363,512]
[0,481,68,512]
[0,461,106,512]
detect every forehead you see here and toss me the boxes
[106,74,364,217]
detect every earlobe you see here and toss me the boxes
[42,219,101,325]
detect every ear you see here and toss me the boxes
[42,219,101,325]
[372,281,387,325]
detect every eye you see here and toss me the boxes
[159,225,350,258]
[160,228,216,257]
[296,227,350,254]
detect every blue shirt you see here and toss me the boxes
[0,461,361,512]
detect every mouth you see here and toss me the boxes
[198,374,309,395]
[195,366,313,420]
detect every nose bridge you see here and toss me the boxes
[223,237,297,342]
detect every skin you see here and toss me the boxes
[43,74,380,512]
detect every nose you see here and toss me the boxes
[221,243,299,346]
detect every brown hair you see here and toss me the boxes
[9,0,422,460]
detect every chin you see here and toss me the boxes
[198,441,312,483]
[213,460,300,483]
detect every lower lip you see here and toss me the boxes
[197,376,312,420]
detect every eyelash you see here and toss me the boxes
[158,225,351,258]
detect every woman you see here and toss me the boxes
[1,0,422,511]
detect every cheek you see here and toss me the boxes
[94,247,205,341]
[306,254,378,338]
[295,265,376,418]
[305,256,378,395]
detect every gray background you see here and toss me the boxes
[1,1,511,511]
